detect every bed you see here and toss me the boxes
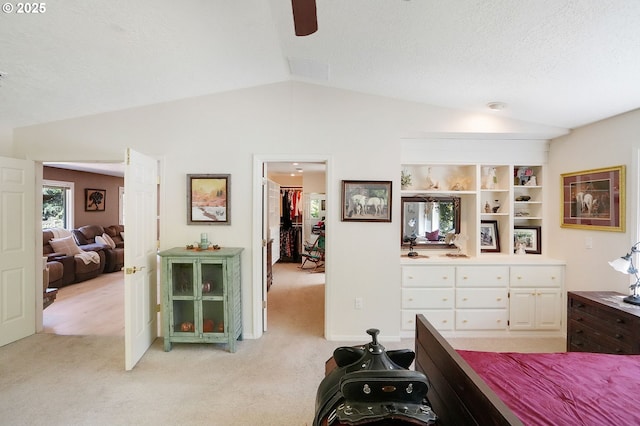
[414,314,640,426]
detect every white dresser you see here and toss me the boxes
[400,258,565,337]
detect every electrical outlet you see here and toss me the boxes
[354,297,363,310]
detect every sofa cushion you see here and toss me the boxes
[49,236,82,256]
[102,233,116,248]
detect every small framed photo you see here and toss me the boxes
[341,180,392,222]
[561,165,624,232]
[514,226,542,254]
[187,174,230,225]
[480,220,500,252]
[85,188,106,211]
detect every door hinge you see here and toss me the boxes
[156,304,161,313]
[263,300,267,309]
[262,239,267,247]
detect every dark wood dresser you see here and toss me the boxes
[567,291,640,354]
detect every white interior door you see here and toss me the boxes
[261,165,268,331]
[124,148,158,370]
[0,157,35,347]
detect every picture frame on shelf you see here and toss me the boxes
[341,180,392,222]
[514,226,542,254]
[187,174,231,225]
[480,220,500,252]
[85,188,106,211]
[561,165,624,232]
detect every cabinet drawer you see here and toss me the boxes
[402,266,455,287]
[456,266,509,286]
[455,310,508,330]
[402,309,454,331]
[568,319,634,354]
[456,288,507,308]
[510,265,562,287]
[402,288,454,309]
[569,304,636,344]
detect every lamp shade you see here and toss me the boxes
[609,256,632,274]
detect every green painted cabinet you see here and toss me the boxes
[159,247,243,352]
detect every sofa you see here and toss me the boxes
[43,229,104,286]
[73,225,124,273]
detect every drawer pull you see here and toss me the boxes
[496,297,502,301]
[463,297,468,301]
[463,276,468,280]
[496,319,501,323]
[442,320,448,323]
[442,276,448,280]
[616,318,624,324]
[615,334,623,339]
[575,329,583,334]
[517,276,522,280]
[576,303,585,308]
[408,298,414,301]
[408,276,414,280]
[576,317,584,322]
[442,298,448,301]
[463,320,468,323]
[497,276,502,280]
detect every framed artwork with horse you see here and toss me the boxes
[561,165,624,232]
[341,180,392,222]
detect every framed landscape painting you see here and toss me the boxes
[480,220,500,253]
[561,165,624,232]
[187,174,230,225]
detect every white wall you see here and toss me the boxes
[548,109,640,294]
[12,81,568,340]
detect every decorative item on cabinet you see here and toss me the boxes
[608,241,640,305]
[480,220,500,253]
[513,226,541,254]
[482,167,497,189]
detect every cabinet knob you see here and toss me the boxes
[408,275,414,280]
[496,319,501,323]
[530,292,536,296]
[442,298,448,301]
[463,297,468,301]
[408,298,414,301]
[497,276,502,280]
[517,276,522,280]
[615,334,623,339]
[616,318,624,324]
[576,329,583,334]
[496,297,502,301]
[442,276,448,280]
[551,276,556,280]
[463,320,468,323]
[463,276,468,280]
[442,320,448,323]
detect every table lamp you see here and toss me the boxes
[609,242,640,305]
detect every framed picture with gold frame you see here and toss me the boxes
[561,165,624,232]
[187,174,230,225]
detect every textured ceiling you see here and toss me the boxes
[2,0,640,138]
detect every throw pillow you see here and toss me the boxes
[102,233,116,249]
[49,236,82,256]
[426,230,440,241]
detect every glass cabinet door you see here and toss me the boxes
[201,261,225,334]
[170,261,196,334]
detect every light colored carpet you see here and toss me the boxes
[0,262,564,425]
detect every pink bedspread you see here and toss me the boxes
[458,350,640,426]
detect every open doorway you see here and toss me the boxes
[40,161,126,337]
[258,158,328,337]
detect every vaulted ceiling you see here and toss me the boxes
[2,0,639,139]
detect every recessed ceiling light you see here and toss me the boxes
[487,102,507,111]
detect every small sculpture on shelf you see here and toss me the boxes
[445,233,468,257]
[492,200,501,213]
[482,167,497,189]
[448,175,470,191]
[425,167,439,189]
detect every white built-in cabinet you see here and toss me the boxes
[400,261,564,337]
[400,163,543,256]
